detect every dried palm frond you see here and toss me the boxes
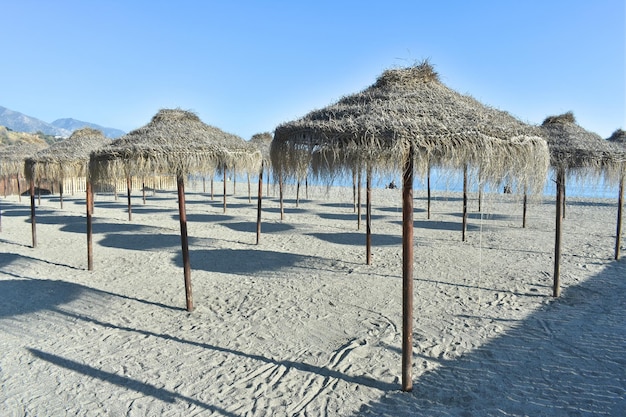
[90,108,261,183]
[541,112,624,182]
[0,140,48,177]
[272,60,549,194]
[24,127,110,182]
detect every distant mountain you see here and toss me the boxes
[51,118,125,139]
[0,105,71,137]
[0,105,125,139]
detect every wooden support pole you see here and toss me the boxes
[256,162,264,245]
[353,170,357,213]
[357,169,362,230]
[59,181,64,209]
[553,169,564,297]
[126,176,132,221]
[462,165,468,242]
[86,180,93,271]
[248,173,251,203]
[296,180,300,208]
[562,180,567,219]
[477,171,482,213]
[615,176,624,260]
[177,174,194,312]
[223,166,227,214]
[401,145,414,392]
[279,173,284,221]
[17,174,22,203]
[522,191,528,229]
[366,165,372,265]
[427,163,431,220]
[29,177,37,248]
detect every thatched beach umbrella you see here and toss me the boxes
[0,140,48,199]
[0,140,48,239]
[250,132,273,244]
[540,112,623,297]
[607,129,626,260]
[271,61,549,391]
[90,108,260,311]
[24,128,109,248]
[219,132,260,212]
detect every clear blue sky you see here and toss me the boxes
[2,0,624,139]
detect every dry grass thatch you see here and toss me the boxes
[607,129,626,175]
[541,112,625,181]
[89,109,261,182]
[249,132,273,166]
[607,129,626,145]
[24,128,110,182]
[271,60,549,193]
[0,140,48,177]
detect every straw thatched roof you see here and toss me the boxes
[0,140,48,178]
[271,61,549,193]
[220,131,261,174]
[607,129,626,145]
[607,129,626,175]
[250,132,273,166]
[24,127,110,182]
[541,112,624,181]
[90,109,261,182]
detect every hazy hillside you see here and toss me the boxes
[0,106,70,137]
[0,126,53,146]
[51,118,124,139]
[0,106,124,139]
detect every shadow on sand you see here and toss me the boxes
[308,232,402,246]
[0,272,180,319]
[175,248,311,275]
[349,258,626,416]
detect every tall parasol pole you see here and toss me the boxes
[615,175,624,260]
[256,161,264,245]
[553,168,564,297]
[366,164,372,265]
[29,172,37,248]
[86,180,94,271]
[462,165,468,242]
[402,144,414,392]
[177,173,193,312]
[126,175,132,221]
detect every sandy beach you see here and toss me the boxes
[0,181,624,416]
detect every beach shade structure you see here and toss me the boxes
[89,108,260,311]
[271,61,549,391]
[607,129,626,260]
[219,132,261,213]
[24,128,110,248]
[540,112,624,297]
[0,139,48,199]
[250,132,273,244]
[0,140,48,239]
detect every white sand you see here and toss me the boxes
[0,182,624,416]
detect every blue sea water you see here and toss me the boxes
[313,170,615,199]
[227,168,621,200]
